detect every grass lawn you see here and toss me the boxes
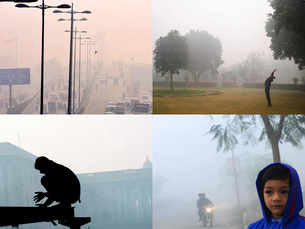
[153,87,305,114]
[153,88,207,97]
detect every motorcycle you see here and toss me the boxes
[200,206,214,227]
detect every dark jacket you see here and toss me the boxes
[43,161,81,204]
[197,197,213,209]
[265,72,275,88]
[248,163,305,229]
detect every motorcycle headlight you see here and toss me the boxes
[206,207,212,213]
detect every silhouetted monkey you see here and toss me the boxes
[33,156,81,207]
[264,69,276,107]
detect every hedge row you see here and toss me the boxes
[242,83,305,91]
[154,81,305,91]
[153,81,235,88]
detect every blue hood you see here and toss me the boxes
[256,163,303,224]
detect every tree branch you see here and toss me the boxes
[276,115,287,142]
[261,115,274,142]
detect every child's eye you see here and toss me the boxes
[280,190,289,194]
[264,190,272,195]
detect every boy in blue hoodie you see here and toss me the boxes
[248,163,305,229]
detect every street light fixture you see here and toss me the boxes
[15,1,70,114]
[54,5,91,114]
[58,17,88,21]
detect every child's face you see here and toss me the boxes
[263,179,290,219]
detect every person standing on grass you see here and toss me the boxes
[264,69,277,107]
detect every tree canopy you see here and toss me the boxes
[153,29,223,89]
[153,30,187,90]
[266,0,305,69]
[185,30,223,82]
[208,115,305,162]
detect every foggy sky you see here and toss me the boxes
[153,115,305,203]
[153,0,273,67]
[0,115,152,174]
[0,0,152,71]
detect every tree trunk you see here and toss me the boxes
[231,151,243,228]
[191,71,196,82]
[260,115,285,162]
[271,141,281,162]
[195,72,200,82]
[170,72,174,91]
[231,151,241,208]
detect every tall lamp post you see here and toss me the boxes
[54,5,91,114]
[64,29,87,113]
[15,1,70,114]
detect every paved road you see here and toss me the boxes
[20,93,40,114]
[154,202,242,229]
[83,77,126,114]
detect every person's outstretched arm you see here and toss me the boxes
[270,69,277,77]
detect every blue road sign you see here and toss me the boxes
[0,68,30,85]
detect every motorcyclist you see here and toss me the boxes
[197,193,214,223]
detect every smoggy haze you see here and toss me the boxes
[0,115,152,174]
[1,0,152,70]
[153,0,273,67]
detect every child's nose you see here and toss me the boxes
[272,192,281,201]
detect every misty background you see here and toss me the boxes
[0,115,152,173]
[152,0,305,84]
[0,0,152,114]
[0,115,152,229]
[152,115,305,229]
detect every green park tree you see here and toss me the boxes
[208,115,305,162]
[153,30,187,90]
[185,30,223,82]
[266,0,305,69]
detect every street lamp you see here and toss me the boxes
[15,1,70,114]
[54,5,91,114]
[64,29,86,113]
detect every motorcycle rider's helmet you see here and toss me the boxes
[198,193,205,198]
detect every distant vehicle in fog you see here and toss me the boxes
[104,101,125,114]
[132,102,150,114]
